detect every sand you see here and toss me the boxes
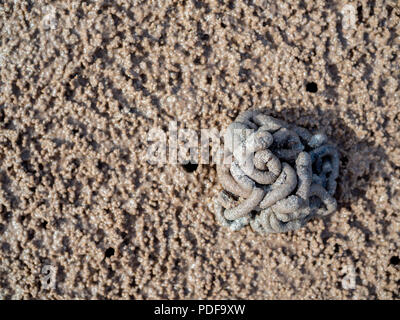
[0,0,399,299]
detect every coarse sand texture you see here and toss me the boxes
[0,1,400,299]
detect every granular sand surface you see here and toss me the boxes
[0,0,399,299]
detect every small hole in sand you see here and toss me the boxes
[105,247,115,258]
[306,82,318,93]
[389,256,399,265]
[200,33,209,41]
[182,163,198,173]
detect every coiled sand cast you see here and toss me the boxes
[215,109,339,234]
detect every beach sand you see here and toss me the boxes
[0,0,399,299]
